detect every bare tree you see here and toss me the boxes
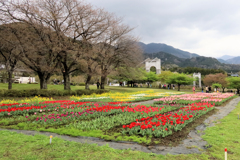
[93,24,143,89]
[0,1,67,89]
[14,0,117,90]
[203,73,228,92]
[0,23,23,89]
[67,4,117,90]
[0,0,142,90]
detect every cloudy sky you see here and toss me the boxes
[85,0,240,58]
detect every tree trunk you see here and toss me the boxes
[63,71,71,90]
[38,72,51,89]
[85,74,92,90]
[7,70,13,90]
[100,75,106,89]
[222,87,225,93]
[178,84,180,91]
[39,77,48,89]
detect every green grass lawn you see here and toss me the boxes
[0,102,239,159]
[0,83,193,94]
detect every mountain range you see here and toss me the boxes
[217,55,240,64]
[139,42,240,65]
[139,42,240,72]
[138,42,199,59]
[218,55,235,60]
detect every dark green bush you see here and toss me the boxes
[4,89,18,97]
[0,89,4,97]
[36,90,50,97]
[0,89,109,97]
[79,82,85,86]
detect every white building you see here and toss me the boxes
[16,77,36,84]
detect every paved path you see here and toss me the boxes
[1,97,240,155]
[132,99,156,105]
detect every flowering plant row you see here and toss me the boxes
[29,104,135,125]
[0,101,92,116]
[70,90,183,102]
[64,104,182,131]
[0,100,131,117]
[154,93,235,106]
[0,96,54,105]
[25,102,183,129]
[121,102,214,137]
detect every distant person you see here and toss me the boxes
[209,86,212,93]
[192,86,195,94]
[53,79,57,85]
[173,84,175,90]
[97,81,100,89]
[205,86,209,93]
[202,87,204,93]
[168,84,170,90]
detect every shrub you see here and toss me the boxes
[0,90,4,97]
[79,82,85,86]
[4,89,18,97]
[0,88,109,97]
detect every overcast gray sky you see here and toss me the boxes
[85,0,240,58]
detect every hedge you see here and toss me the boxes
[0,89,109,97]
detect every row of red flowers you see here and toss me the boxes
[121,102,214,137]
[87,105,165,114]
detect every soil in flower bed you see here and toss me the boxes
[104,108,218,147]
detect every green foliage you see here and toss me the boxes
[109,67,147,82]
[0,89,109,97]
[78,82,85,86]
[212,83,222,89]
[150,66,156,73]
[170,67,226,76]
[158,71,173,83]
[227,77,240,89]
[144,71,159,82]
[166,73,194,91]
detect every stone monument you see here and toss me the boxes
[193,72,201,88]
[145,58,161,74]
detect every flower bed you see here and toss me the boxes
[70,90,184,102]
[0,92,234,145]
[121,102,214,137]
[154,93,236,106]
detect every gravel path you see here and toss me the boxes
[1,97,240,155]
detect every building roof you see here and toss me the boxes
[231,74,239,77]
